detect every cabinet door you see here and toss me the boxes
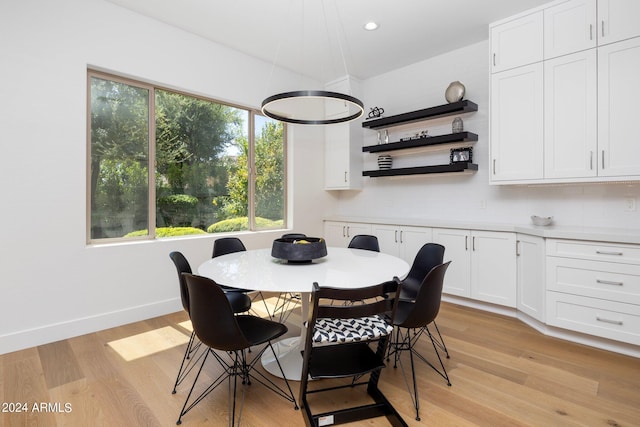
[544,50,597,178]
[372,224,401,258]
[490,63,544,182]
[344,222,371,242]
[398,226,433,265]
[324,221,349,247]
[324,125,351,189]
[544,0,596,59]
[433,228,471,298]
[471,231,517,307]
[517,234,546,321]
[491,11,543,73]
[598,37,640,177]
[598,0,640,45]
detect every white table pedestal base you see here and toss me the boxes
[261,337,304,381]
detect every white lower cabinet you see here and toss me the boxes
[517,234,546,321]
[372,224,432,265]
[433,228,517,307]
[323,221,371,247]
[546,239,640,345]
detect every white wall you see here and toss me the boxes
[0,0,328,354]
[334,41,640,229]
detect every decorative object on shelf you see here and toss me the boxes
[377,155,393,169]
[531,215,553,226]
[450,147,473,163]
[384,129,389,144]
[271,237,328,263]
[452,117,464,133]
[368,106,385,119]
[377,131,382,145]
[445,81,466,103]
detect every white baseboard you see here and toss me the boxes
[442,295,640,359]
[0,298,182,355]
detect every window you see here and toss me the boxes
[88,71,286,242]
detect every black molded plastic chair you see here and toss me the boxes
[348,234,380,252]
[177,274,298,426]
[388,261,451,421]
[169,251,251,394]
[212,237,273,319]
[299,281,407,427]
[394,243,450,362]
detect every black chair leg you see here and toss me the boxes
[172,331,204,394]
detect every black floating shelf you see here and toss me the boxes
[362,132,478,153]
[362,100,478,129]
[363,162,478,177]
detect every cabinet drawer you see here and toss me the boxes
[547,257,640,305]
[547,291,640,345]
[546,239,640,264]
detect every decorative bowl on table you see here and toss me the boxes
[531,215,553,226]
[271,237,328,263]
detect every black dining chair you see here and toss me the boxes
[394,243,450,360]
[299,280,407,427]
[347,234,380,252]
[212,237,273,319]
[168,251,251,394]
[387,261,451,421]
[176,273,298,426]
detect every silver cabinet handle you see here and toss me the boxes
[596,279,624,286]
[344,171,347,182]
[596,316,622,326]
[342,226,346,238]
[516,240,521,256]
[346,226,350,238]
[493,53,496,66]
[601,20,605,37]
[596,250,623,256]
[400,230,403,244]
[590,24,593,40]
[465,235,468,251]
[601,150,605,169]
[394,230,398,243]
[590,151,593,170]
[472,236,476,251]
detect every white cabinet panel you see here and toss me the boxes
[471,231,517,307]
[491,11,543,73]
[517,234,546,321]
[544,0,596,59]
[323,221,371,247]
[544,50,597,178]
[433,228,471,298]
[597,0,640,45]
[373,224,432,265]
[490,63,544,182]
[598,37,640,177]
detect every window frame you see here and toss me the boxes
[86,69,288,244]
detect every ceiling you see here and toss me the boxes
[107,0,549,83]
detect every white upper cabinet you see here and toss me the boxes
[544,0,597,59]
[544,49,598,178]
[491,11,543,73]
[598,37,640,177]
[490,63,544,182]
[598,0,640,45]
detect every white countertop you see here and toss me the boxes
[325,216,640,245]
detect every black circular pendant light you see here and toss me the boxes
[261,90,364,125]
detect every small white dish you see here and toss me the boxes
[531,215,553,226]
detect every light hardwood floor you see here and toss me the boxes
[1,298,639,427]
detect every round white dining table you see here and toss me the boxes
[198,246,410,380]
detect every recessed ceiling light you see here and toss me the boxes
[363,21,379,31]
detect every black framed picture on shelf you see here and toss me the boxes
[450,147,472,163]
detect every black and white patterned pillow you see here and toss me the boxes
[312,315,393,343]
